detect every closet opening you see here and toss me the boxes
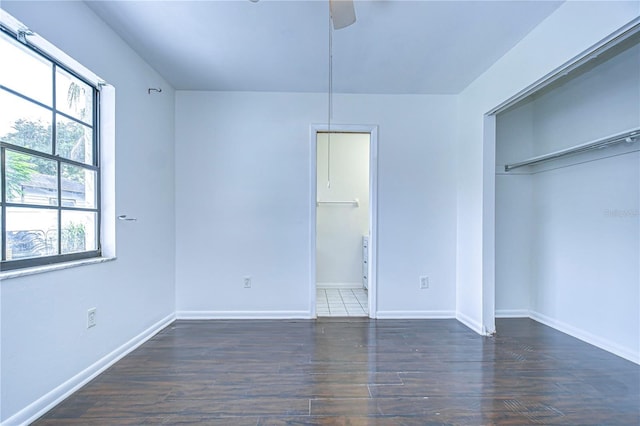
[486,21,639,361]
[309,125,378,318]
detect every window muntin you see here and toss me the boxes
[0,29,100,270]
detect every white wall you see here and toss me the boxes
[495,103,534,315]
[175,92,458,317]
[495,39,640,361]
[316,132,369,287]
[0,1,176,423]
[456,0,640,334]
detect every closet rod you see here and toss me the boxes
[317,199,360,207]
[505,127,640,172]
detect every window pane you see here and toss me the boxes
[0,90,53,153]
[5,150,58,206]
[0,34,52,106]
[56,115,93,164]
[61,164,96,208]
[5,207,58,260]
[56,68,93,125]
[61,210,97,254]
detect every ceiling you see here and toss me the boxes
[85,0,564,94]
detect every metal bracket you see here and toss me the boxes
[17,28,33,44]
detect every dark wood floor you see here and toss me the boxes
[33,318,639,425]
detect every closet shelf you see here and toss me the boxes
[317,198,360,207]
[504,127,640,172]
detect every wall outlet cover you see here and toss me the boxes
[87,308,97,328]
[420,276,429,289]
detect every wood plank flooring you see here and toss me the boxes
[33,318,639,425]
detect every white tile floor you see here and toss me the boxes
[316,288,368,317]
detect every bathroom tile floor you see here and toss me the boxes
[316,288,368,317]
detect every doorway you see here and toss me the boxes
[309,125,378,318]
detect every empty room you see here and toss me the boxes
[0,0,638,424]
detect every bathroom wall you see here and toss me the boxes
[316,132,370,287]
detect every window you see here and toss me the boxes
[0,28,101,270]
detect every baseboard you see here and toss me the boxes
[175,310,311,320]
[456,310,485,335]
[316,282,363,289]
[495,309,530,318]
[375,310,455,319]
[2,313,175,426]
[529,311,639,365]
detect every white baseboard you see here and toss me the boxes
[456,311,485,335]
[375,310,455,319]
[495,309,530,318]
[529,310,639,365]
[316,282,363,289]
[175,310,311,320]
[2,313,175,426]
[497,310,639,364]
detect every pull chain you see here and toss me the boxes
[327,4,333,189]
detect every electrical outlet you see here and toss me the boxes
[87,308,97,328]
[243,276,252,288]
[419,276,429,289]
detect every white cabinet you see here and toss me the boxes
[362,236,369,289]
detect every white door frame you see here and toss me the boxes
[309,124,378,318]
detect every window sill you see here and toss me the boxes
[0,256,116,280]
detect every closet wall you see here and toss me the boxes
[496,38,640,362]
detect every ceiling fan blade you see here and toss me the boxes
[330,0,356,30]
